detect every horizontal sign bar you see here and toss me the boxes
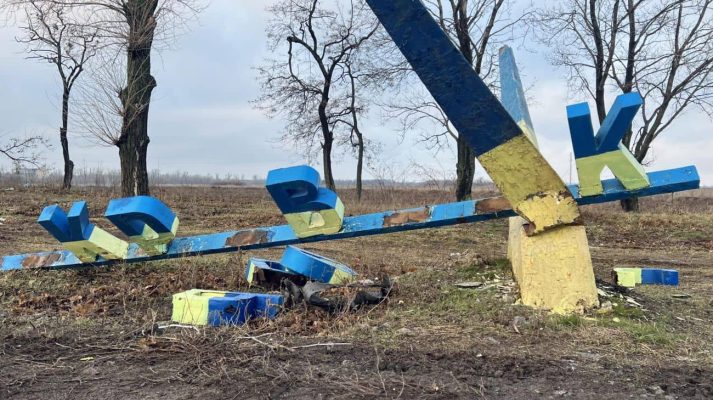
[1,166,699,271]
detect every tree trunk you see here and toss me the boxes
[118,1,157,197]
[355,132,364,201]
[620,197,639,212]
[317,89,336,190]
[60,88,73,191]
[118,129,150,196]
[452,0,477,201]
[322,137,335,190]
[455,135,476,200]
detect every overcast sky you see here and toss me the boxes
[0,0,710,184]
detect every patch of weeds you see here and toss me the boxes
[457,264,485,280]
[596,316,677,347]
[455,258,511,281]
[491,258,511,272]
[627,322,674,345]
[548,314,586,330]
[612,303,645,320]
[74,317,98,328]
[394,270,501,323]
[673,230,709,241]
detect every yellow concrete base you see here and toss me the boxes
[508,217,598,314]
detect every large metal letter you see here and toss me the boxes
[38,201,129,262]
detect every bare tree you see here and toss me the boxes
[0,134,48,168]
[336,57,380,200]
[539,0,713,211]
[255,0,378,191]
[382,0,529,201]
[6,0,204,196]
[73,53,125,148]
[15,0,98,190]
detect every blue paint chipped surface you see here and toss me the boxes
[206,293,284,326]
[499,46,534,131]
[1,166,699,271]
[105,196,178,236]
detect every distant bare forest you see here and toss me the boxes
[0,165,498,191]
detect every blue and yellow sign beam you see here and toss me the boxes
[1,166,698,271]
[364,0,579,234]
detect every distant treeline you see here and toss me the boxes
[0,165,497,190]
[0,166,245,188]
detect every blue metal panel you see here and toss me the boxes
[364,0,521,156]
[567,92,642,158]
[567,102,598,158]
[105,196,177,236]
[245,257,297,283]
[251,293,284,319]
[207,293,254,326]
[596,93,642,153]
[38,202,93,242]
[266,165,335,213]
[206,293,284,326]
[499,46,534,131]
[1,166,699,272]
[641,268,679,286]
[37,205,72,242]
[280,245,357,283]
[67,201,93,239]
[572,165,699,205]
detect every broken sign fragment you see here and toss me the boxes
[245,257,307,288]
[280,245,357,284]
[172,289,283,327]
[613,267,679,288]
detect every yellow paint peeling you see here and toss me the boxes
[130,218,179,255]
[576,144,650,197]
[284,198,344,238]
[478,134,580,234]
[517,120,539,147]
[64,227,130,262]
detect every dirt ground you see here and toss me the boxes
[1,185,712,399]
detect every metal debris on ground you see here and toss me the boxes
[172,247,391,327]
[246,247,391,313]
[171,289,284,327]
[595,279,646,311]
[453,281,484,289]
[281,277,394,313]
[245,257,306,289]
[612,267,679,288]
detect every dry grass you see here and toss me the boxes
[1,185,713,399]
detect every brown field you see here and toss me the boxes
[1,185,713,399]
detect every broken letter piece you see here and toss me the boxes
[172,289,283,327]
